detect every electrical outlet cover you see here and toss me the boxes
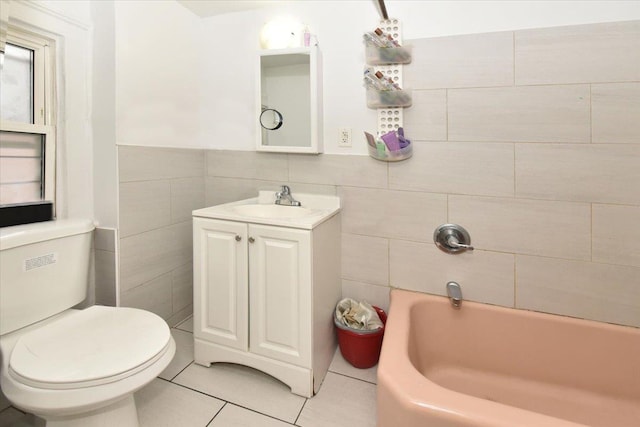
[338,127,352,147]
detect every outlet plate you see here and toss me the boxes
[338,127,352,147]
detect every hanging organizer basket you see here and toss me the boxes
[365,46,412,65]
[368,142,412,162]
[366,87,412,108]
[365,18,413,163]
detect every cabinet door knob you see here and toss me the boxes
[248,237,255,243]
[235,235,242,242]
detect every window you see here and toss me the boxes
[0,29,56,227]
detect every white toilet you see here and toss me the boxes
[0,219,176,427]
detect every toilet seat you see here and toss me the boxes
[9,305,171,390]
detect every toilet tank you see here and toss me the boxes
[0,219,94,335]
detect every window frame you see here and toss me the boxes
[0,27,56,224]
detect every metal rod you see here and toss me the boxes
[377,0,389,20]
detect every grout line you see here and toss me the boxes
[225,402,300,426]
[327,368,378,386]
[0,406,26,416]
[445,88,449,141]
[387,236,391,286]
[590,203,594,262]
[589,84,593,143]
[162,377,230,402]
[206,402,227,426]
[293,399,307,426]
[512,31,516,86]
[446,193,450,222]
[513,254,517,308]
[344,230,634,267]
[513,142,516,197]
[169,360,195,382]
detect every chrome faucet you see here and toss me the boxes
[275,185,301,206]
[446,281,463,308]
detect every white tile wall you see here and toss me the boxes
[121,273,173,319]
[516,255,640,327]
[339,186,447,241]
[289,154,387,188]
[171,177,206,223]
[515,21,640,85]
[118,146,203,324]
[119,222,192,293]
[402,90,447,141]
[592,83,640,144]
[206,150,288,181]
[341,234,389,286]
[389,142,514,197]
[119,146,204,182]
[515,144,640,205]
[94,249,117,306]
[449,196,592,260]
[405,31,514,89]
[171,262,194,314]
[341,280,390,313]
[390,240,515,307]
[593,204,640,268]
[119,180,171,237]
[94,227,117,307]
[448,85,591,143]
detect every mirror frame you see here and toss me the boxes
[256,46,323,154]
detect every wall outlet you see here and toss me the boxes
[338,127,352,147]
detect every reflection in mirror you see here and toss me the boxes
[257,46,322,154]
[260,108,284,130]
[260,53,310,147]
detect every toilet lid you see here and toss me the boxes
[9,305,171,389]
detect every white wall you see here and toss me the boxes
[112,1,640,153]
[9,0,94,219]
[91,0,117,227]
[114,0,203,148]
[195,0,640,154]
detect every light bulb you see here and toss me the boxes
[260,17,304,49]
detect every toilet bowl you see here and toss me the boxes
[0,220,177,426]
[0,306,176,427]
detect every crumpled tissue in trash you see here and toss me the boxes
[335,298,383,331]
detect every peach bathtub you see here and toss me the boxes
[377,289,640,427]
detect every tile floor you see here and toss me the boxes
[0,316,378,427]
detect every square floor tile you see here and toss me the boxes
[135,378,224,427]
[297,372,377,427]
[175,315,194,333]
[159,329,194,380]
[207,404,294,427]
[173,363,305,423]
[328,348,377,384]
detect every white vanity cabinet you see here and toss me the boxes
[192,193,341,397]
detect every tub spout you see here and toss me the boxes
[446,281,462,308]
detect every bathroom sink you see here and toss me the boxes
[232,204,316,219]
[192,191,341,230]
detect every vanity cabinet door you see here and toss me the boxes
[193,218,249,351]
[248,224,312,368]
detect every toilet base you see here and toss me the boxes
[43,395,138,427]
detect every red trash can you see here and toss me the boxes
[334,306,387,369]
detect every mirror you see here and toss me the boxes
[259,108,284,130]
[257,46,322,154]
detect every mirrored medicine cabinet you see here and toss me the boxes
[256,46,322,154]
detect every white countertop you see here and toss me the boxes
[192,192,341,230]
